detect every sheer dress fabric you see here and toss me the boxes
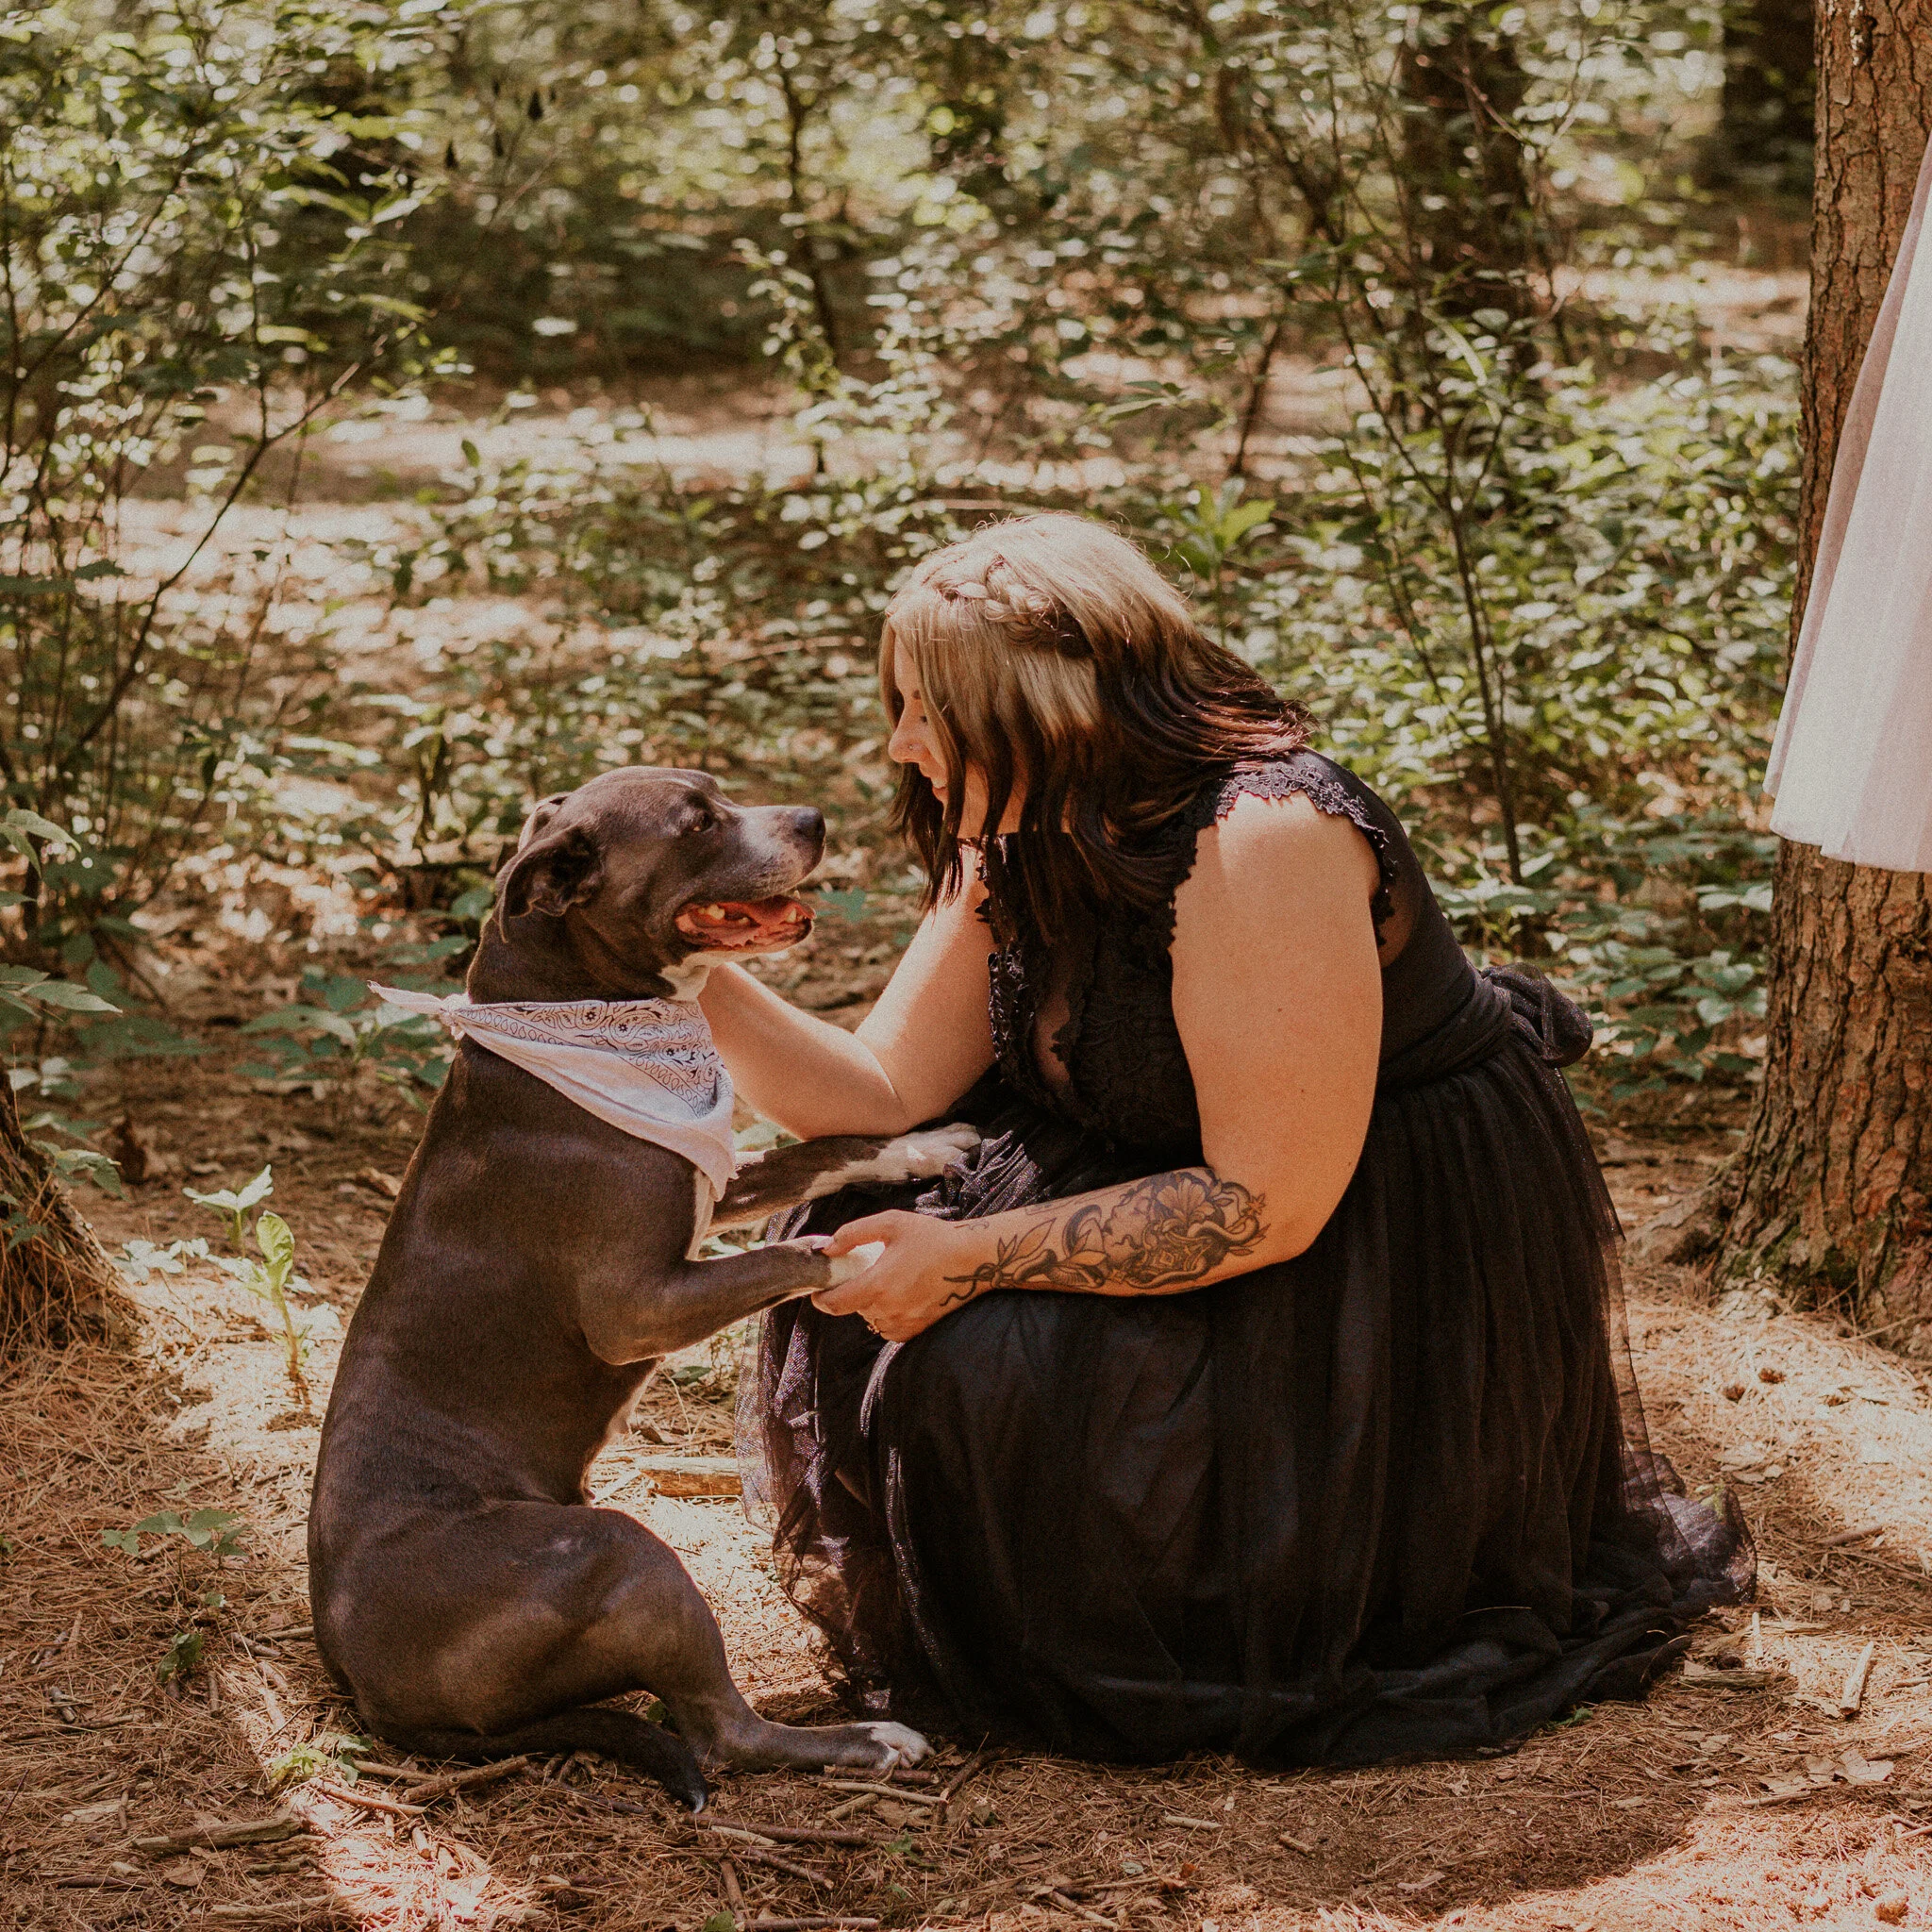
[1764,131,1932,874]
[741,753,1752,1765]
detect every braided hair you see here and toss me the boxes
[880,513,1306,941]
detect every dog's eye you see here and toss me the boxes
[689,808,714,835]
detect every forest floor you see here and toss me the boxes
[4,1010,1931,1932]
[8,275,1927,1932]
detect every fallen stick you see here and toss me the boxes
[700,1822,781,1846]
[1840,1641,1878,1719]
[817,1779,945,1808]
[824,1792,877,1823]
[308,1778,425,1818]
[201,1899,339,1924]
[701,1814,876,1849]
[750,1918,879,1930]
[1159,1812,1224,1831]
[720,1857,747,1916]
[702,1843,827,1885]
[399,1755,532,1804]
[52,1875,144,1890]
[1050,1888,1121,1928]
[132,1812,307,1853]
[1822,1526,1883,1548]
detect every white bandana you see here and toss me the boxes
[370,985,739,1200]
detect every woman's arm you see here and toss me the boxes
[814,793,1383,1339]
[699,861,997,1139]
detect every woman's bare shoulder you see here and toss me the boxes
[1181,786,1381,909]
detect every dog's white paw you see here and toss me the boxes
[860,1721,932,1769]
[824,1241,886,1286]
[869,1123,981,1184]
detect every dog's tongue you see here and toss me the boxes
[676,894,811,943]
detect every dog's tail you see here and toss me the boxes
[375,1707,708,1810]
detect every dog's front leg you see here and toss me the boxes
[579,1241,865,1365]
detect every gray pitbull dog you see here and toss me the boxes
[309,769,973,1807]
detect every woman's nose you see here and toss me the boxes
[887,711,920,764]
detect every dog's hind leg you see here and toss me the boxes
[336,1503,926,1797]
[375,1707,708,1809]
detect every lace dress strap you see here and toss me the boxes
[1162,752,1402,951]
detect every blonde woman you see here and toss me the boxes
[704,514,1748,1765]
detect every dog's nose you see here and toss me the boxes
[790,808,825,855]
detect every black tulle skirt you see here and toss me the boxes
[742,1029,1751,1765]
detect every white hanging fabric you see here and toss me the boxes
[1764,135,1932,874]
[371,984,739,1200]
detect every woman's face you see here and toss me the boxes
[888,642,1014,837]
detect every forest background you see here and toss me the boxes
[0,0,1821,1324]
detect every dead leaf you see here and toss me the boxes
[1839,1750,1892,1786]
[159,1859,202,1889]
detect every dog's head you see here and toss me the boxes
[486,769,824,998]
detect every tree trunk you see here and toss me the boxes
[1396,2,1533,316]
[0,1083,129,1362]
[1712,1,1932,1352]
[1713,0,1816,195]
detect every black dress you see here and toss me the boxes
[742,752,1751,1765]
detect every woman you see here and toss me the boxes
[704,514,1749,1766]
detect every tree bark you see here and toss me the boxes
[1713,1,1932,1352]
[0,1082,129,1362]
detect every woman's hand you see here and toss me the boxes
[812,1211,980,1343]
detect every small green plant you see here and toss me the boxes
[157,1628,205,1683]
[267,1733,371,1788]
[102,1507,249,1561]
[225,1210,310,1410]
[118,1237,212,1284]
[183,1168,274,1253]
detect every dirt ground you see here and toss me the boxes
[4,1019,1931,1932]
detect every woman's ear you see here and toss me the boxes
[496,824,602,931]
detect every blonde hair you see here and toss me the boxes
[879,514,1302,936]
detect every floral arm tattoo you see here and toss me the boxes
[941,1168,1265,1304]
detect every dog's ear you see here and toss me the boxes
[497,824,602,930]
[515,792,571,853]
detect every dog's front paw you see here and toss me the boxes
[870,1123,981,1184]
[823,1241,886,1286]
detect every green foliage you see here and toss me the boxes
[267,1733,372,1788]
[184,1167,275,1253]
[238,970,451,1102]
[157,1628,206,1683]
[221,1202,312,1407]
[0,0,458,958]
[101,1507,249,1561]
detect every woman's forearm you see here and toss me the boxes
[699,964,918,1138]
[941,1166,1278,1310]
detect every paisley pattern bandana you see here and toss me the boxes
[370,984,738,1198]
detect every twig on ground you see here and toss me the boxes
[700,1843,828,1885]
[132,1812,307,1853]
[308,1778,425,1818]
[817,1779,944,1807]
[1840,1641,1877,1718]
[720,1857,746,1916]
[1050,1888,1121,1927]
[702,1814,876,1849]
[750,1918,879,1930]
[399,1755,532,1804]
[824,1791,877,1822]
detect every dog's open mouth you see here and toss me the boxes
[674,894,813,952]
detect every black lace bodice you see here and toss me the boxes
[984,752,1475,1162]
